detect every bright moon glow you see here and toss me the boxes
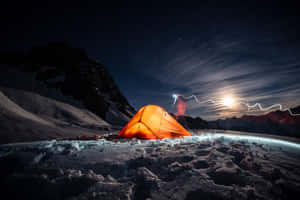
[222,96,235,107]
[171,94,300,116]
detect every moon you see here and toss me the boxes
[222,96,235,107]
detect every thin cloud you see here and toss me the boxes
[138,30,300,119]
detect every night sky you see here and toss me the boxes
[1,1,300,120]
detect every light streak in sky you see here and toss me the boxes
[172,94,300,116]
[239,102,300,116]
[172,94,218,105]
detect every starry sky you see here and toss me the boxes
[1,1,300,120]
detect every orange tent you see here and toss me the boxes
[118,105,191,139]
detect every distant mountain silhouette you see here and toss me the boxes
[240,106,300,125]
[173,106,300,138]
[209,106,300,138]
[170,114,209,130]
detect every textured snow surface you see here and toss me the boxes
[1,132,300,200]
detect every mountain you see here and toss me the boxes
[0,43,135,144]
[208,106,300,138]
[240,107,300,125]
[1,42,299,144]
[170,114,209,130]
[172,106,300,138]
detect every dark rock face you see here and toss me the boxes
[0,43,135,125]
[171,114,209,129]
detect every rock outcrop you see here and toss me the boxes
[0,42,135,126]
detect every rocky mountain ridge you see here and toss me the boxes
[0,42,135,125]
[0,43,135,144]
[208,106,300,138]
[175,106,300,138]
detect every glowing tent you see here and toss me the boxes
[118,105,191,139]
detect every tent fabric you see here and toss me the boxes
[118,105,191,139]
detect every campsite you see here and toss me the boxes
[1,1,300,199]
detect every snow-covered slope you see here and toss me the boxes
[1,87,109,128]
[0,87,110,144]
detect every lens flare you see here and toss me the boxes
[176,96,186,116]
